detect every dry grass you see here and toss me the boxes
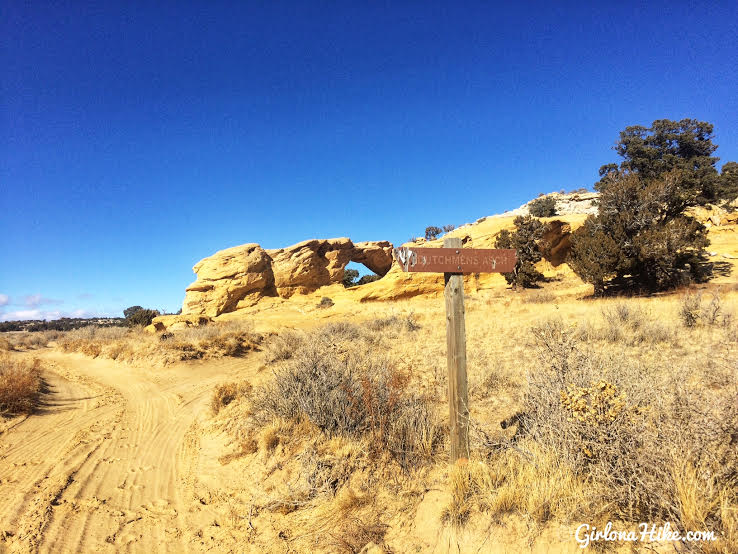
[264,329,305,363]
[1,330,63,351]
[264,315,420,363]
[251,322,443,469]
[56,320,261,365]
[209,318,442,552]
[211,381,252,415]
[0,336,13,351]
[680,290,733,328]
[364,313,421,333]
[581,301,677,345]
[443,443,589,529]
[521,290,557,304]
[0,354,43,415]
[449,309,738,550]
[208,290,738,551]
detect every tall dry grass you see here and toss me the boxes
[209,317,443,552]
[1,330,62,351]
[212,293,738,551]
[57,320,261,365]
[252,319,443,469]
[447,299,738,551]
[0,353,43,415]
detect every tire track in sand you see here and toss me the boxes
[0,350,262,553]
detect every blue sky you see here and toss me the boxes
[2,1,737,320]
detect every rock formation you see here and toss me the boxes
[351,241,395,275]
[182,238,393,316]
[175,193,600,319]
[183,244,275,317]
[266,238,354,298]
[495,191,599,218]
[541,220,572,266]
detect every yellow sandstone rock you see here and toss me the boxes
[181,238,393,317]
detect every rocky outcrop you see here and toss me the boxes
[352,241,394,275]
[551,192,599,216]
[495,191,599,218]
[265,239,394,298]
[355,264,444,302]
[541,220,572,266]
[145,314,213,334]
[266,238,354,298]
[182,238,394,316]
[176,192,594,317]
[688,205,738,227]
[183,244,275,317]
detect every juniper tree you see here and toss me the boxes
[719,161,738,202]
[123,305,144,319]
[495,215,548,288]
[342,269,359,287]
[529,195,557,217]
[599,119,721,203]
[567,119,730,293]
[570,169,710,293]
[126,308,160,327]
[425,226,442,240]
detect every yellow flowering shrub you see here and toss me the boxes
[560,380,627,426]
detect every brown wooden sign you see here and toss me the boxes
[394,240,518,464]
[393,246,516,273]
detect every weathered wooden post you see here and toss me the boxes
[443,237,469,461]
[394,239,516,464]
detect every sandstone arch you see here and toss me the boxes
[182,238,394,316]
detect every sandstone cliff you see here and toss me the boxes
[175,192,605,319]
[182,238,393,317]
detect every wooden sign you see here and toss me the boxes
[394,240,517,463]
[394,246,516,274]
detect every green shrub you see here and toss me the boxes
[317,297,334,309]
[126,308,160,327]
[494,216,548,288]
[529,195,557,217]
[356,274,381,286]
[342,269,359,287]
[425,226,442,240]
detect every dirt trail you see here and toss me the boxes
[0,350,261,553]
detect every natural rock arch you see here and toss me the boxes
[182,238,393,316]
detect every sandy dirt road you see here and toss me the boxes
[0,350,260,554]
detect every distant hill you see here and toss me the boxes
[0,317,126,333]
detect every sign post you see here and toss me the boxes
[394,240,516,463]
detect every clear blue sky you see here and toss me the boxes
[2,1,737,320]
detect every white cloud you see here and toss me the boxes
[0,294,9,306]
[0,308,116,322]
[0,309,59,321]
[23,294,63,308]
